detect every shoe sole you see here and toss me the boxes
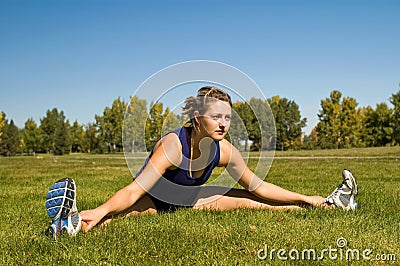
[343,169,358,196]
[45,178,76,220]
[45,220,71,239]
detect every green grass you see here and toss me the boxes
[274,146,400,157]
[0,147,399,265]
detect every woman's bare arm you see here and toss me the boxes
[220,140,325,206]
[80,133,182,231]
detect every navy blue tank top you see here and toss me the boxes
[135,127,220,186]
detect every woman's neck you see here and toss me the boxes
[190,128,213,159]
[188,127,215,178]
[190,128,202,151]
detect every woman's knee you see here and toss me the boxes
[123,194,157,216]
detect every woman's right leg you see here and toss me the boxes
[95,194,157,227]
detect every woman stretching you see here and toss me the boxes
[45,86,358,237]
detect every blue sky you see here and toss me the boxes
[1,0,399,134]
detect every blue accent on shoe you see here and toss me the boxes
[50,181,66,190]
[46,178,74,219]
[46,198,62,209]
[46,189,64,200]
[45,177,81,238]
[339,194,350,203]
[47,207,61,218]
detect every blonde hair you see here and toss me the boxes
[182,86,232,127]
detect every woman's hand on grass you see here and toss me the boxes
[80,208,107,232]
[303,195,327,207]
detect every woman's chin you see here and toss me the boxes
[212,132,226,141]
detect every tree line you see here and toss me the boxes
[0,89,399,156]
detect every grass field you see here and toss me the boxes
[0,147,399,265]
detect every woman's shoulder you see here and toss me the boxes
[151,132,182,168]
[218,139,240,166]
[153,132,181,151]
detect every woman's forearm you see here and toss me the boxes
[253,181,307,203]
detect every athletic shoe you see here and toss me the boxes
[326,169,358,211]
[45,177,81,239]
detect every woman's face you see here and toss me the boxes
[197,100,232,141]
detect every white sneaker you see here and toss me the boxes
[326,169,358,211]
[45,178,81,239]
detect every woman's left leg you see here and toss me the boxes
[192,187,305,211]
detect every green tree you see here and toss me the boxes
[54,119,70,155]
[341,96,361,147]
[40,108,58,153]
[268,96,307,150]
[123,96,148,153]
[233,100,260,151]
[390,90,400,145]
[230,99,275,151]
[40,110,54,153]
[22,118,42,154]
[162,107,180,134]
[96,97,127,153]
[0,112,5,142]
[145,102,164,151]
[0,119,21,156]
[361,104,393,147]
[230,102,250,150]
[246,98,263,150]
[40,108,70,155]
[302,128,319,150]
[144,104,181,151]
[249,98,275,151]
[316,90,342,148]
[316,90,361,148]
[70,120,85,153]
[83,123,105,153]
